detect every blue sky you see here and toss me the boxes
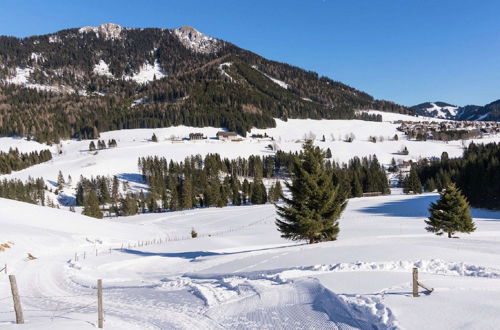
[1,0,499,106]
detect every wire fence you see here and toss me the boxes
[71,214,275,263]
[0,213,275,325]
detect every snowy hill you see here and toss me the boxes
[2,193,500,329]
[2,117,499,194]
[412,100,500,122]
[411,102,459,120]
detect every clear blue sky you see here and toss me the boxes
[1,0,499,106]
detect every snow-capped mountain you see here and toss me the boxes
[0,23,408,142]
[411,102,459,120]
[412,100,500,122]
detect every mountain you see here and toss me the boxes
[0,23,409,143]
[455,99,500,121]
[411,102,459,120]
[411,100,500,121]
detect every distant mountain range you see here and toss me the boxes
[0,23,408,142]
[412,100,500,121]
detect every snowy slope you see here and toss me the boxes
[411,102,459,120]
[1,193,500,329]
[2,118,498,189]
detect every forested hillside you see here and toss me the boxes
[0,24,410,142]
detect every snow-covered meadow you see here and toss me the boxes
[1,113,499,190]
[1,113,500,329]
[1,192,500,329]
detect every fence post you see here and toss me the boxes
[412,268,419,297]
[9,275,24,324]
[97,279,104,328]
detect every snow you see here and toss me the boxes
[425,103,458,119]
[78,23,123,40]
[48,35,61,43]
[124,59,167,84]
[1,115,500,328]
[92,60,113,78]
[421,103,459,119]
[252,65,289,89]
[1,119,499,187]
[364,110,448,123]
[2,67,60,92]
[173,26,221,54]
[218,62,234,82]
[30,52,44,63]
[2,192,500,329]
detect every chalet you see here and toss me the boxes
[216,131,238,141]
[189,133,205,140]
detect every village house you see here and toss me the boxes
[216,131,238,141]
[189,133,205,140]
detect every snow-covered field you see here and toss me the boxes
[1,192,500,329]
[2,115,499,189]
[2,114,500,329]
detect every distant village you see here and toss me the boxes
[396,119,499,141]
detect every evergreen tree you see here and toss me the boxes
[89,141,96,151]
[57,170,65,189]
[351,172,363,197]
[404,166,422,194]
[425,178,436,192]
[273,180,283,202]
[275,141,347,244]
[120,194,138,216]
[151,133,158,142]
[325,148,332,159]
[83,190,103,219]
[425,184,476,238]
[181,177,193,209]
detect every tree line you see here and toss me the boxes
[73,150,389,218]
[408,143,500,209]
[0,177,46,204]
[0,148,52,174]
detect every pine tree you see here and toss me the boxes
[89,141,96,151]
[83,190,103,219]
[181,177,193,209]
[404,166,422,194]
[275,141,347,244]
[351,172,363,197]
[325,148,332,159]
[425,184,475,238]
[57,170,65,189]
[425,178,436,192]
[151,133,158,142]
[120,194,138,216]
[273,180,283,202]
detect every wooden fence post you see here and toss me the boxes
[9,275,24,324]
[412,268,419,297]
[97,279,104,328]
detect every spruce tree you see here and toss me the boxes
[351,172,363,197]
[425,184,475,238]
[83,190,103,219]
[57,170,65,189]
[404,166,422,194]
[273,180,283,202]
[151,133,158,142]
[275,141,347,244]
